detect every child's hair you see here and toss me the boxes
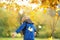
[22,16,30,22]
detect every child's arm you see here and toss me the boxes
[33,25,37,32]
[12,22,26,38]
[33,25,37,36]
[16,22,26,33]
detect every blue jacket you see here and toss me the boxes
[16,19,36,40]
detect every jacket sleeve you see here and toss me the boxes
[33,25,37,32]
[16,22,26,33]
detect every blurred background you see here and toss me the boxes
[0,0,60,40]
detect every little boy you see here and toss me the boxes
[12,16,36,40]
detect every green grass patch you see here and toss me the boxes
[0,38,60,40]
[0,38,47,40]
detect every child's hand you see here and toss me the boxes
[12,32,17,38]
[34,32,36,36]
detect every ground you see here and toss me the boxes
[0,38,60,40]
[0,38,46,40]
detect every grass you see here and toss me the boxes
[0,37,60,40]
[0,38,47,40]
